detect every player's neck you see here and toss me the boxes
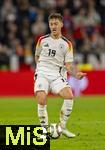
[50,33,62,39]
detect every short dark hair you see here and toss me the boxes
[48,13,63,22]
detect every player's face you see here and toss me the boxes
[49,19,63,36]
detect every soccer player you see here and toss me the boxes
[34,13,86,138]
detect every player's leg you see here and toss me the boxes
[58,87,75,137]
[34,75,49,127]
[51,76,75,137]
[59,87,74,128]
[36,91,48,126]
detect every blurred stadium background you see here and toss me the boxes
[0,0,105,95]
[0,0,105,150]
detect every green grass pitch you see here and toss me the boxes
[0,95,105,150]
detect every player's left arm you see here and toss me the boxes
[64,41,86,80]
[65,62,86,80]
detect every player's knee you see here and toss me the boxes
[68,94,74,99]
[65,92,74,99]
[66,88,74,99]
[59,88,74,99]
[38,101,45,106]
[36,91,47,105]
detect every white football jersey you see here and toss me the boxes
[35,34,73,76]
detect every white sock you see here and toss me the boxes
[38,104,48,126]
[60,99,73,129]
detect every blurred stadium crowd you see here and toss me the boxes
[0,0,105,71]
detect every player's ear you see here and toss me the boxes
[61,22,63,27]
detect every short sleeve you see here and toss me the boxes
[65,41,73,63]
[35,37,42,56]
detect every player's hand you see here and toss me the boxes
[75,72,87,80]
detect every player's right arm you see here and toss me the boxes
[35,56,39,64]
[35,37,42,64]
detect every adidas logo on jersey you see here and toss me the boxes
[44,43,49,47]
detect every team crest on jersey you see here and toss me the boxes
[59,44,65,50]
